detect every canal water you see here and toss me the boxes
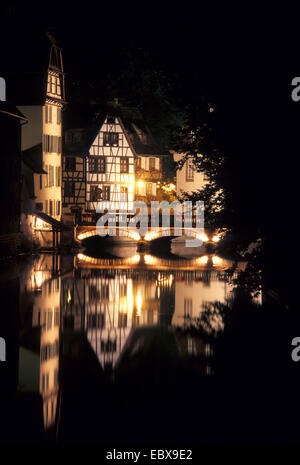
[0,243,299,446]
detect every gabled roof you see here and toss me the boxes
[63,101,168,157]
[107,101,167,156]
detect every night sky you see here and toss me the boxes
[1,3,299,234]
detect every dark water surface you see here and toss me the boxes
[0,250,299,446]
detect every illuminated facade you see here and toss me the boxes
[16,37,65,247]
[62,101,165,226]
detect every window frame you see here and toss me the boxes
[120,156,129,174]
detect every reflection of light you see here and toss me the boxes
[144,254,158,265]
[77,234,85,240]
[136,180,144,188]
[212,256,223,266]
[128,254,140,264]
[32,270,44,289]
[33,216,52,231]
[127,279,134,313]
[127,230,141,241]
[197,255,208,265]
[77,252,140,266]
[197,232,209,242]
[136,291,142,316]
[67,288,72,303]
[144,231,160,241]
[169,274,174,286]
[212,235,220,243]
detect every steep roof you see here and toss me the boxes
[63,101,168,157]
[107,101,167,156]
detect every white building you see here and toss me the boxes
[172,151,208,197]
[62,101,165,226]
[5,33,65,247]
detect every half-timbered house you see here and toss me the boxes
[62,100,166,226]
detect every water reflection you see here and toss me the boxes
[19,254,61,430]
[17,251,248,434]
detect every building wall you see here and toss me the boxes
[86,116,135,212]
[38,101,62,221]
[18,106,43,150]
[19,71,63,223]
[135,155,161,199]
[173,151,207,196]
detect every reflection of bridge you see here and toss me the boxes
[75,225,209,244]
[75,252,245,272]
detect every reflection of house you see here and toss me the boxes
[172,151,208,197]
[62,100,165,228]
[175,330,214,375]
[61,271,167,370]
[19,270,61,430]
[171,271,231,376]
[172,271,233,329]
[3,32,65,248]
